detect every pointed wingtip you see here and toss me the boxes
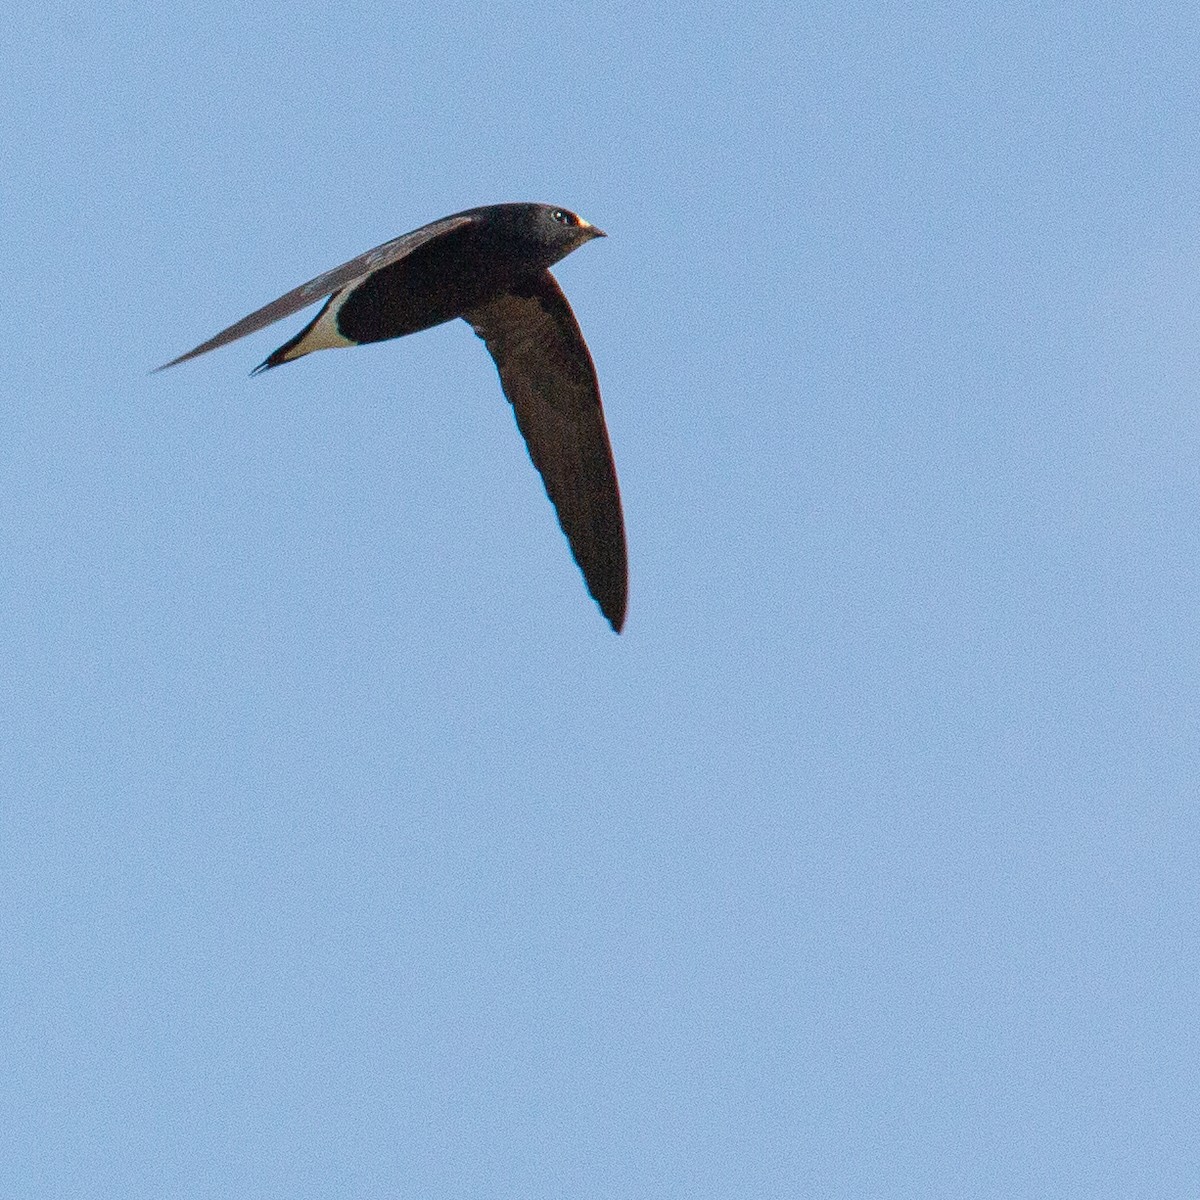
[153,344,212,373]
[602,596,627,633]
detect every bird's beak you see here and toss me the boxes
[580,220,606,239]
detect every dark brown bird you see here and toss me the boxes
[159,203,627,632]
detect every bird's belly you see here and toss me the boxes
[334,251,520,345]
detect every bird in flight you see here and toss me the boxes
[159,203,627,632]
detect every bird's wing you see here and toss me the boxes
[465,271,628,632]
[156,212,477,370]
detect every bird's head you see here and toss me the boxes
[512,203,606,265]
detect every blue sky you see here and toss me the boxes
[3,2,1198,1196]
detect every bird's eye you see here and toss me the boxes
[550,209,573,225]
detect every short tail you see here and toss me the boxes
[250,349,286,376]
[250,293,344,375]
[251,333,305,375]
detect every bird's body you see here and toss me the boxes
[159,203,627,631]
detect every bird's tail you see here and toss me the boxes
[250,344,294,375]
[251,292,350,376]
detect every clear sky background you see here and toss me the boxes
[2,3,1198,1197]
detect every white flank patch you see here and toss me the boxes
[281,291,356,361]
